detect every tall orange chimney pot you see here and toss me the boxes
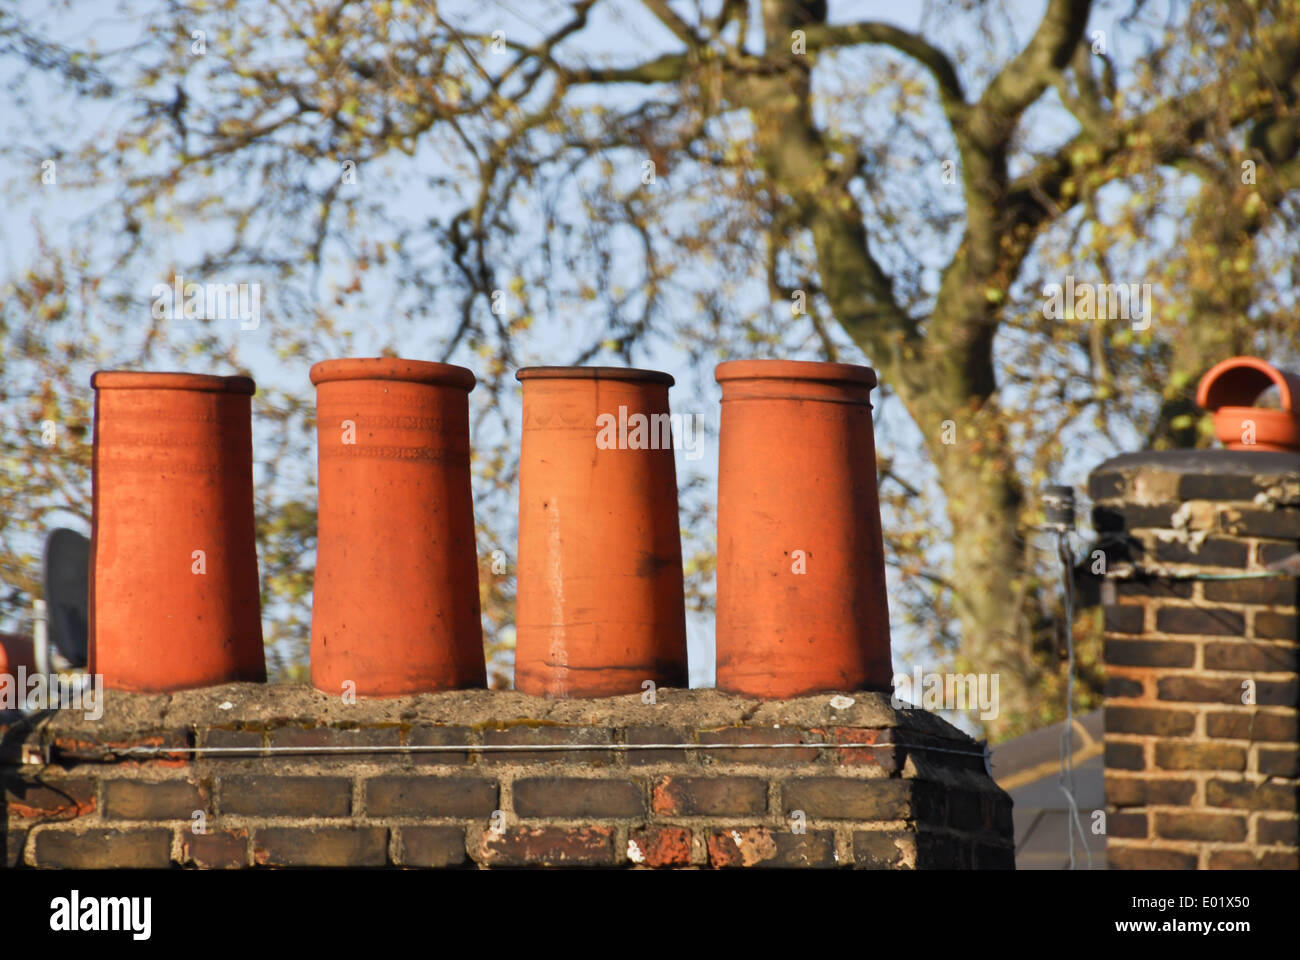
[714,359,891,698]
[513,367,689,698]
[309,358,485,696]
[89,371,266,691]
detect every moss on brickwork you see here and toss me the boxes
[13,684,967,742]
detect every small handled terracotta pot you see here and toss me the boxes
[1196,356,1300,453]
[514,367,689,697]
[714,359,892,698]
[309,358,486,696]
[90,371,266,691]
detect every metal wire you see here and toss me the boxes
[49,739,994,762]
[1057,530,1093,870]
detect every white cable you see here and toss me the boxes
[1057,530,1093,870]
[53,740,994,760]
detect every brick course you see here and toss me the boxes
[1,686,1012,869]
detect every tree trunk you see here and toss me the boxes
[738,10,1047,739]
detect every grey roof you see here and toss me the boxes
[991,709,1107,870]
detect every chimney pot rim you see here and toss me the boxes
[514,365,674,386]
[714,358,878,388]
[310,357,476,391]
[91,370,256,395]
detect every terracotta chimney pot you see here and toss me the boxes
[89,371,265,691]
[513,367,689,697]
[1196,356,1300,453]
[714,359,891,698]
[309,358,485,696]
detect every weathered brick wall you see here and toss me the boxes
[1,686,1013,869]
[1091,450,1300,869]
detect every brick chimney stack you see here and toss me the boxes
[1091,450,1299,869]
